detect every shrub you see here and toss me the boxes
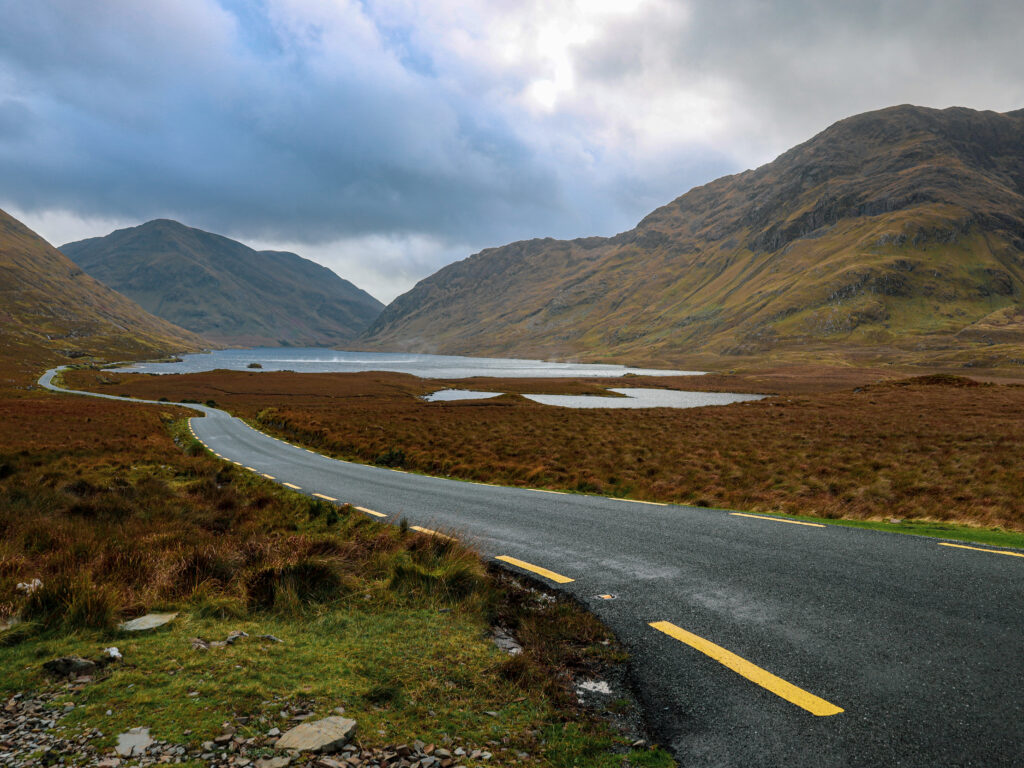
[374,448,406,468]
[22,575,118,631]
[388,549,485,602]
[247,558,351,613]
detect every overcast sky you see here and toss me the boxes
[2,1,1022,303]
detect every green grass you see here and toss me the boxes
[724,509,1024,549]
[0,608,669,767]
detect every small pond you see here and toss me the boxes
[425,387,766,409]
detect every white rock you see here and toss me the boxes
[274,716,357,753]
[119,613,178,631]
[116,727,153,756]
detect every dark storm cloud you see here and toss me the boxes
[0,0,572,245]
[0,0,1020,300]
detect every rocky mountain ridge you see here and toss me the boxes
[362,105,1024,368]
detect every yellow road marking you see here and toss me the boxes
[232,461,243,466]
[245,466,257,472]
[939,542,1024,559]
[730,512,825,528]
[282,482,301,490]
[598,594,615,600]
[305,449,315,453]
[649,621,843,716]
[410,525,455,540]
[262,474,275,480]
[495,556,574,584]
[611,497,668,506]
[531,488,568,496]
[355,506,387,518]
[313,493,337,502]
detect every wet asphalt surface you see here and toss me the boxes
[42,370,1024,767]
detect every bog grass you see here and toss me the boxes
[0,392,672,767]
[62,366,1024,539]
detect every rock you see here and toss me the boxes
[97,759,122,767]
[225,630,249,644]
[102,647,123,662]
[492,627,523,655]
[116,727,153,757]
[275,716,357,753]
[16,578,42,594]
[267,727,281,737]
[120,612,178,631]
[259,634,285,643]
[191,637,210,651]
[255,757,292,768]
[43,656,97,678]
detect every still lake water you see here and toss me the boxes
[125,348,703,379]
[425,388,766,409]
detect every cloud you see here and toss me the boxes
[1,0,1022,301]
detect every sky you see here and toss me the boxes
[1,1,1022,303]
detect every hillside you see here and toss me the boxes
[0,208,206,384]
[61,220,384,347]
[363,105,1024,368]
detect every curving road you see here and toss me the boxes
[41,369,1024,767]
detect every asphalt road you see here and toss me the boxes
[41,369,1024,767]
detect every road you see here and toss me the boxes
[41,369,1024,767]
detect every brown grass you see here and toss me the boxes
[61,365,1024,531]
[0,392,494,628]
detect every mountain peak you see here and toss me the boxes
[61,223,383,347]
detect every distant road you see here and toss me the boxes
[41,368,1024,767]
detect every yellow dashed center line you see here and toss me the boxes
[495,555,574,584]
[355,506,387,518]
[649,621,844,717]
[730,512,825,528]
[939,542,1024,558]
[410,525,454,540]
[531,488,568,496]
[282,482,301,490]
[313,493,338,502]
[611,497,668,506]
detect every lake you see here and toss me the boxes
[124,348,703,379]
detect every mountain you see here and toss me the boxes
[363,105,1024,368]
[61,220,384,347]
[0,208,206,382]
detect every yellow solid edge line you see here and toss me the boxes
[495,555,574,584]
[938,542,1024,559]
[531,488,568,495]
[282,482,301,490]
[410,525,455,540]
[649,621,843,717]
[262,474,276,480]
[313,493,338,502]
[244,466,257,472]
[611,497,668,506]
[730,512,825,528]
[355,506,387,518]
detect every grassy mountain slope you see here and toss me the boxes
[363,105,1024,368]
[61,219,384,347]
[0,208,206,384]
